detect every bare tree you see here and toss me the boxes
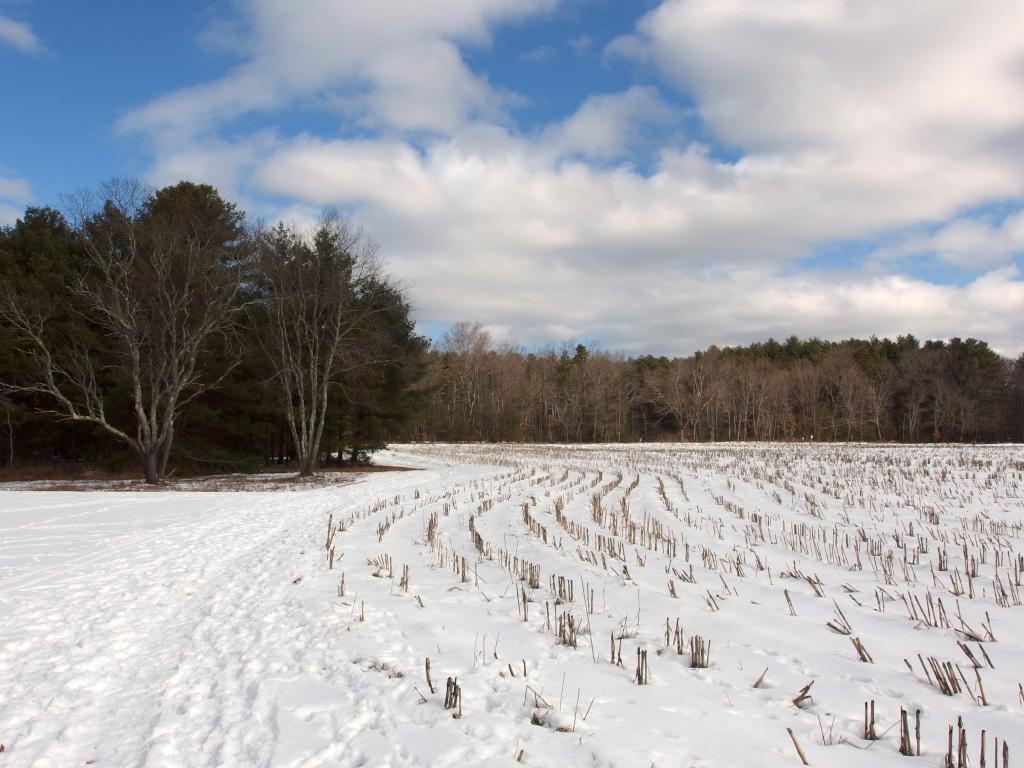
[791,359,822,439]
[0,395,15,466]
[899,352,929,441]
[821,348,868,439]
[865,362,895,440]
[1014,353,1024,442]
[646,357,695,440]
[0,180,246,483]
[439,322,492,439]
[254,211,387,476]
[689,349,723,441]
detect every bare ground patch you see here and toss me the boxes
[0,463,419,492]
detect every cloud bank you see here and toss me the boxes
[120,0,1024,355]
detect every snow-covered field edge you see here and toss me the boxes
[1,443,1022,767]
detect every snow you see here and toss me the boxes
[1,443,1022,767]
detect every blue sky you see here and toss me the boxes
[3,0,662,200]
[2,0,1024,355]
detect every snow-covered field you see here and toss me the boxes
[1,444,1022,767]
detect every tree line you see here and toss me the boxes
[412,323,1024,445]
[0,181,426,482]
[2,182,1022,481]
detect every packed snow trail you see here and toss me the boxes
[0,462,482,768]
[2,444,1023,768]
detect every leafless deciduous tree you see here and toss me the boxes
[254,211,388,476]
[0,180,246,483]
[646,357,694,441]
[438,322,492,438]
[0,395,15,467]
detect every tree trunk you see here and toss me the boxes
[4,408,13,467]
[142,450,161,484]
[299,450,318,477]
[158,429,174,478]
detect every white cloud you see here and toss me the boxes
[541,86,676,159]
[567,34,593,56]
[145,132,278,214]
[521,44,556,63]
[0,13,40,54]
[0,174,31,225]
[241,132,1024,355]
[254,136,443,218]
[119,0,558,141]
[0,202,21,226]
[596,267,1024,356]
[0,174,31,203]
[122,0,1024,357]
[610,0,1024,226]
[614,1,1024,156]
[250,130,1020,272]
[872,212,1024,270]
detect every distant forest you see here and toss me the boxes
[1,183,1022,479]
[417,323,1024,445]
